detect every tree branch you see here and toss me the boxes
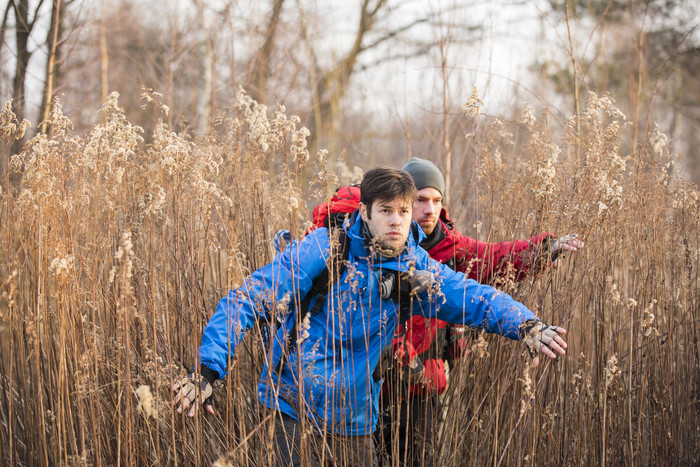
[247,0,286,102]
[0,1,13,54]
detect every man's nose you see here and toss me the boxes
[425,202,437,215]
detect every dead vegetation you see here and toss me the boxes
[0,89,698,466]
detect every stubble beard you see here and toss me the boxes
[419,220,437,236]
[373,232,408,258]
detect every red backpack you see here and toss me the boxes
[309,185,361,231]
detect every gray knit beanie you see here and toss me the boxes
[401,158,445,197]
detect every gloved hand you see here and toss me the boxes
[402,269,434,295]
[373,335,424,384]
[410,358,448,395]
[546,234,585,265]
[520,319,567,367]
[172,372,214,417]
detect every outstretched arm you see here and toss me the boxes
[443,230,553,284]
[519,320,568,367]
[172,229,331,416]
[414,259,568,364]
[445,230,584,284]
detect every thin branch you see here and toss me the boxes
[0,2,12,53]
[359,17,429,52]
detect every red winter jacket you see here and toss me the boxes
[395,209,553,395]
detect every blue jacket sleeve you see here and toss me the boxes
[415,257,537,340]
[198,229,331,378]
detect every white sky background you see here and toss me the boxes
[315,0,583,129]
[3,0,576,122]
[5,0,698,133]
[0,0,54,118]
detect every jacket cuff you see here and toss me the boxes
[200,364,220,385]
[519,318,541,340]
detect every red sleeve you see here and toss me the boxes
[441,230,554,285]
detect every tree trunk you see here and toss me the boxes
[195,0,213,133]
[308,0,387,164]
[12,0,32,151]
[247,0,286,104]
[40,0,63,134]
[99,2,108,123]
[10,0,44,153]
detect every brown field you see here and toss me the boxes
[1,89,698,466]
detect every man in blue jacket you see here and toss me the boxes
[172,167,567,466]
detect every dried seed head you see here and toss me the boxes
[135,385,158,419]
[463,86,484,118]
[472,332,490,359]
[604,355,621,387]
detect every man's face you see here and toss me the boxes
[359,197,413,254]
[412,187,442,235]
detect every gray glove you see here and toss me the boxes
[546,234,580,262]
[172,373,213,414]
[520,319,567,360]
[403,269,435,295]
[378,269,435,300]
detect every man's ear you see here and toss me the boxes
[359,202,368,222]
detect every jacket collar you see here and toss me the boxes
[344,210,425,268]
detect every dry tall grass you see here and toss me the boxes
[0,88,698,466]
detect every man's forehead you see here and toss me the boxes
[374,197,413,209]
[416,187,442,200]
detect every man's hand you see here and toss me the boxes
[520,320,567,367]
[172,373,214,417]
[402,269,435,295]
[401,354,425,384]
[373,336,424,383]
[549,234,585,267]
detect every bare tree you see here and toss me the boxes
[8,0,46,149]
[246,0,286,103]
[294,0,442,165]
[541,0,700,181]
[39,0,63,133]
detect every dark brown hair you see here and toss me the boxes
[360,167,416,218]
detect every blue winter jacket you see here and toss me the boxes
[199,214,537,436]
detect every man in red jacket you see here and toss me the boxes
[376,158,584,466]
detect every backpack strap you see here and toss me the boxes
[301,227,349,315]
[275,228,350,375]
[325,212,351,230]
